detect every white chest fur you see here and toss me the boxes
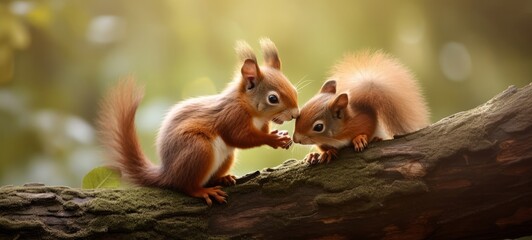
[202,136,234,185]
[252,117,267,130]
[373,121,392,140]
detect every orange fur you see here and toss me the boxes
[295,50,429,164]
[332,50,430,136]
[98,39,298,205]
[208,154,236,187]
[97,78,160,187]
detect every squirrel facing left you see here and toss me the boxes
[97,39,299,206]
[293,50,429,164]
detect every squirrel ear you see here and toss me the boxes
[320,80,337,94]
[241,59,261,90]
[329,93,348,119]
[260,38,281,70]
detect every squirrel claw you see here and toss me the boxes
[190,187,228,206]
[306,149,338,165]
[209,175,236,186]
[319,149,337,164]
[270,129,289,136]
[353,134,369,152]
[318,149,338,164]
[269,133,292,149]
[305,152,321,165]
[277,130,289,136]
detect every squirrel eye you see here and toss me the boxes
[268,94,279,104]
[313,123,324,132]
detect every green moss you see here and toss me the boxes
[60,188,89,199]
[306,158,384,192]
[0,217,42,230]
[0,195,31,209]
[313,178,427,212]
[238,149,429,213]
[0,152,432,239]
[63,200,81,211]
[261,180,296,194]
[234,149,429,214]
[226,182,261,195]
[239,159,310,195]
[89,214,156,232]
[314,188,367,206]
[61,194,74,201]
[86,198,119,214]
[154,217,207,238]
[79,187,211,238]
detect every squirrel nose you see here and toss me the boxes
[291,109,300,119]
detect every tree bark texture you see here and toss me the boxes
[1,84,531,240]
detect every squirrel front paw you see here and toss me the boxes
[305,152,320,164]
[268,130,292,149]
[353,134,369,152]
[305,148,338,165]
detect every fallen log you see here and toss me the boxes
[1,84,531,239]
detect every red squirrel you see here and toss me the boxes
[293,50,429,164]
[97,39,299,205]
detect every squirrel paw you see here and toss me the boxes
[320,149,338,164]
[305,149,338,165]
[305,152,321,164]
[270,129,289,136]
[353,134,369,152]
[189,186,228,206]
[269,131,292,149]
[210,175,237,186]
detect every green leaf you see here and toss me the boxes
[82,166,122,189]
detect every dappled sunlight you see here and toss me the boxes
[86,15,126,45]
[439,42,472,82]
[0,0,530,186]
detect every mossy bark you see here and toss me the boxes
[1,84,532,240]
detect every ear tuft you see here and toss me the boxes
[260,38,281,70]
[235,40,257,63]
[320,80,337,94]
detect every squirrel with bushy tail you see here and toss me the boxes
[98,39,299,205]
[294,50,430,164]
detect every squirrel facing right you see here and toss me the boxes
[98,39,299,206]
[293,50,430,164]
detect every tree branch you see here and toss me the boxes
[1,84,532,240]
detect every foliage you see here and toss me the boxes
[0,0,531,186]
[82,166,122,189]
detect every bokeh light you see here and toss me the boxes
[0,0,530,186]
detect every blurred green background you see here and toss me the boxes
[1,0,531,187]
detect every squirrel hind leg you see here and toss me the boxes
[208,175,237,187]
[187,186,228,206]
[207,153,236,187]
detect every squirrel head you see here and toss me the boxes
[235,39,299,124]
[294,80,350,147]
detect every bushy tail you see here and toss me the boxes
[97,77,160,186]
[333,50,430,138]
